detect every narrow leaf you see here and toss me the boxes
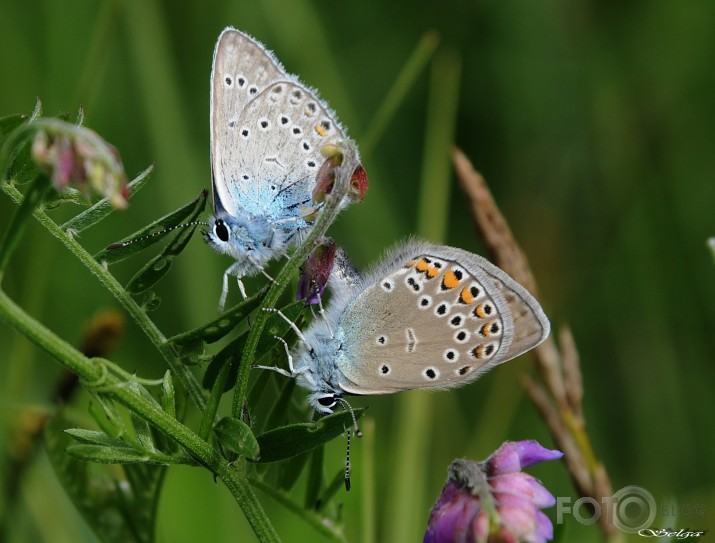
[66,444,154,464]
[94,189,207,264]
[167,286,266,348]
[255,409,364,463]
[64,428,126,448]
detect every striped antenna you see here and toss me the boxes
[345,428,352,491]
[106,221,209,250]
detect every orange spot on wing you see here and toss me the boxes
[473,345,485,359]
[416,259,429,272]
[474,303,491,319]
[315,124,328,136]
[479,323,492,336]
[442,270,460,289]
[460,287,474,304]
[406,260,416,268]
[427,266,439,278]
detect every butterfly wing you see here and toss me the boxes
[231,80,346,225]
[211,27,346,225]
[334,240,550,394]
[211,28,286,215]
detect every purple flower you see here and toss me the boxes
[31,120,129,209]
[425,441,563,543]
[297,238,337,305]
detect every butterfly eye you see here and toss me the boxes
[317,395,338,409]
[214,220,230,242]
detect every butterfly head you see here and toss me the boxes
[204,211,282,264]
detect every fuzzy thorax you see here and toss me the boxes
[204,210,290,277]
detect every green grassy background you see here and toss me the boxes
[1,0,714,541]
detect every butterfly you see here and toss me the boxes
[264,239,550,414]
[204,28,366,310]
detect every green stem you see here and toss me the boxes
[0,287,279,542]
[231,140,361,419]
[0,183,207,410]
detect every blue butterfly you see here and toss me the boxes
[204,28,365,310]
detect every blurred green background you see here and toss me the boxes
[1,0,714,541]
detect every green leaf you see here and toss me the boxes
[254,409,365,463]
[45,415,168,543]
[214,416,260,460]
[66,444,155,464]
[64,428,126,447]
[61,164,154,233]
[94,189,207,265]
[169,287,266,349]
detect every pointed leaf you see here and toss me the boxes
[66,444,156,464]
[94,189,207,264]
[214,416,260,460]
[168,287,266,348]
[254,409,365,463]
[64,428,126,447]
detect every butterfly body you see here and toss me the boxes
[292,239,551,413]
[206,27,359,306]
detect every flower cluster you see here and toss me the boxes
[425,440,563,543]
[31,120,129,209]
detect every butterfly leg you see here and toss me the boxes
[218,272,230,313]
[261,307,309,344]
[254,335,310,377]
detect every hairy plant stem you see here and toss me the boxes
[0,287,279,542]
